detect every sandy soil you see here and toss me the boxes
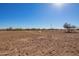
[0,30,79,56]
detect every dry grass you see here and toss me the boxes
[0,30,79,56]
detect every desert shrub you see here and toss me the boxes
[77,28,79,30]
[5,27,24,31]
[6,27,13,31]
[13,28,25,31]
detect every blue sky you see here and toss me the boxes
[0,3,79,29]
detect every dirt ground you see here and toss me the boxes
[0,30,79,56]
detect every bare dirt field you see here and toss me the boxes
[0,30,79,56]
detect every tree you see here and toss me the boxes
[63,23,76,33]
[71,25,76,28]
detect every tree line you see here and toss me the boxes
[0,22,78,33]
